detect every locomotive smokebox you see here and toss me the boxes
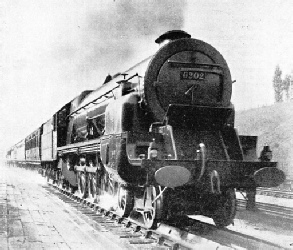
[144,31,233,121]
[154,165,191,188]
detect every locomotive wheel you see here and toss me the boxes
[143,186,165,229]
[63,181,75,194]
[45,167,51,182]
[53,170,58,184]
[100,174,107,195]
[56,171,63,189]
[117,185,134,217]
[88,173,97,202]
[212,188,236,228]
[78,172,87,198]
[57,178,63,189]
[46,169,50,182]
[42,168,46,177]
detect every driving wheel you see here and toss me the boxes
[117,184,134,217]
[212,188,236,228]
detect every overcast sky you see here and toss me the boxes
[1,0,293,154]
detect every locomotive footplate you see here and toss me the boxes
[141,159,285,191]
[57,138,101,156]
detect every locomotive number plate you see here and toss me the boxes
[180,71,205,80]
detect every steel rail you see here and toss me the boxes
[237,199,293,220]
[256,188,293,199]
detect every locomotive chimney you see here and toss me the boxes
[155,30,191,46]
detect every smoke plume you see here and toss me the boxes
[80,0,187,86]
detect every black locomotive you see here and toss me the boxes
[7,30,285,228]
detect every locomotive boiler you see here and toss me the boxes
[8,30,285,228]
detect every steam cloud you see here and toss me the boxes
[80,0,187,85]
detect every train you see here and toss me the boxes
[6,30,285,228]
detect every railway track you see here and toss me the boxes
[237,198,293,220]
[256,188,293,199]
[46,182,286,250]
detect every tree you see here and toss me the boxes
[273,65,283,103]
[282,74,291,101]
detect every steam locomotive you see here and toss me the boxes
[7,30,285,228]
